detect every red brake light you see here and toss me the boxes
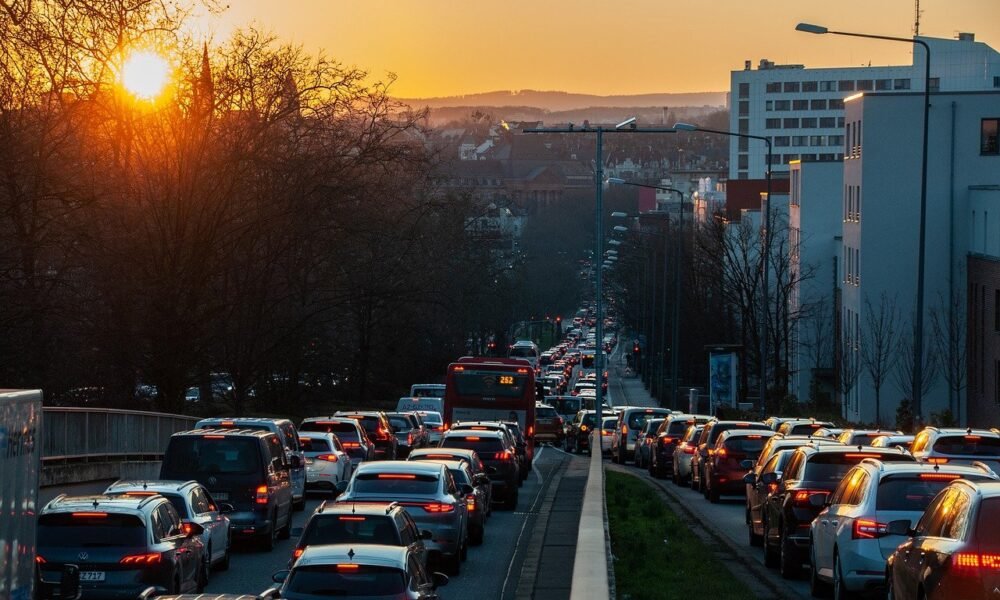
[919,473,960,481]
[255,485,269,504]
[424,454,452,459]
[377,474,416,479]
[336,564,361,571]
[852,518,888,539]
[470,426,489,430]
[338,516,366,521]
[401,502,455,513]
[966,435,982,441]
[123,491,157,496]
[341,442,360,448]
[792,490,824,506]
[517,368,529,374]
[952,553,1000,570]
[622,425,628,434]
[316,454,339,462]
[72,512,107,518]
[221,420,235,427]
[580,425,589,432]
[494,450,512,460]
[747,435,762,439]
[845,453,881,459]
[716,448,728,458]
[121,552,162,565]
[203,435,226,439]
[927,458,949,464]
[35,555,46,564]
[453,366,465,372]
[293,548,304,558]
[465,436,481,441]
[466,495,476,511]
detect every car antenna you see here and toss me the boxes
[352,503,356,514]
[933,463,940,472]
[142,482,148,491]
[92,499,99,509]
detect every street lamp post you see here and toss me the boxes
[609,180,686,408]
[525,122,675,430]
[675,122,772,413]
[796,21,932,424]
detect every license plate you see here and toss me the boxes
[211,492,229,501]
[80,572,105,582]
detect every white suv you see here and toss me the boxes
[808,459,998,597]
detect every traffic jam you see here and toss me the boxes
[31,310,612,600]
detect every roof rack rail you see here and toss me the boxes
[970,460,996,475]
[317,500,327,514]
[384,502,400,515]
[859,457,885,470]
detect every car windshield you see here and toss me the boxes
[876,474,993,511]
[300,515,399,546]
[300,437,331,452]
[163,437,260,474]
[285,565,406,596]
[932,435,1000,456]
[38,513,147,547]
[353,473,439,495]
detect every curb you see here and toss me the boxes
[569,442,612,600]
[514,457,569,600]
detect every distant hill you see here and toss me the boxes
[397,89,727,112]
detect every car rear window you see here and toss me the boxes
[537,407,558,419]
[708,423,770,444]
[627,411,670,429]
[931,435,1000,456]
[723,436,768,454]
[581,414,597,428]
[417,413,442,426]
[286,565,405,596]
[788,423,827,436]
[301,421,359,436]
[163,436,261,474]
[602,418,617,430]
[441,436,504,454]
[667,420,692,435]
[448,468,472,485]
[803,452,914,482]
[846,433,884,445]
[162,493,189,518]
[300,437,331,452]
[38,513,147,547]
[300,515,399,547]
[876,474,994,512]
[975,498,1000,549]
[387,417,412,431]
[354,473,439,495]
[345,416,380,434]
[551,398,581,415]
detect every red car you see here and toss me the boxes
[703,429,776,503]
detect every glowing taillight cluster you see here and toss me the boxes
[255,484,269,505]
[952,553,1000,570]
[121,552,162,565]
[852,518,888,539]
[315,454,339,462]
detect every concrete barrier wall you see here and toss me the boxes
[41,460,163,487]
[570,438,611,600]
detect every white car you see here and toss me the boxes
[299,432,353,494]
[600,417,617,453]
[104,479,232,571]
[809,460,998,597]
[415,410,445,445]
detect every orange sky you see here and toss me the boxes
[194,0,1000,98]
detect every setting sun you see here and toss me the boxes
[120,51,170,100]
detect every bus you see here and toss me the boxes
[444,356,536,463]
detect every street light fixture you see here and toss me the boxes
[608,239,622,246]
[675,121,772,413]
[613,225,629,233]
[610,211,628,218]
[796,21,932,423]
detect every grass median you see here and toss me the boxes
[606,470,756,600]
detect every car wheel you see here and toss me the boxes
[884,568,896,600]
[809,543,829,597]
[262,516,277,552]
[763,516,779,568]
[833,553,855,600]
[780,527,801,579]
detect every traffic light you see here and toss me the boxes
[556,316,562,324]
[633,341,641,355]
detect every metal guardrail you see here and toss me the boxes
[41,407,199,462]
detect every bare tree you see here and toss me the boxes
[893,319,938,424]
[838,326,862,418]
[931,291,967,420]
[860,293,900,427]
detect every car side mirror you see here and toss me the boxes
[335,480,349,494]
[759,472,778,486]
[886,519,913,537]
[432,572,450,588]
[743,472,756,486]
[218,502,235,514]
[421,529,433,540]
[290,455,302,469]
[272,569,290,584]
[808,492,830,508]
[182,521,205,537]
[460,484,475,496]
[740,459,754,470]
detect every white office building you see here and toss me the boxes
[730,33,1000,181]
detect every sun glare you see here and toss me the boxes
[121,51,170,100]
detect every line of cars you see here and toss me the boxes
[620,413,1000,599]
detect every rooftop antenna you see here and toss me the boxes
[913,0,922,36]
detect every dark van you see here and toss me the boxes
[161,428,295,551]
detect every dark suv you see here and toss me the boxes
[160,428,294,551]
[335,411,398,460]
[36,494,208,598]
[440,430,520,509]
[761,444,915,578]
[291,501,431,568]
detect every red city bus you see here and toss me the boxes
[443,357,536,463]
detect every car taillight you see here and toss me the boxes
[580,425,589,432]
[792,489,824,507]
[466,495,476,511]
[681,443,695,454]
[927,457,949,464]
[293,547,304,559]
[342,442,360,448]
[35,555,46,564]
[494,451,512,460]
[622,425,628,435]
[121,552,162,565]
[953,553,1000,570]
[316,454,339,462]
[716,448,728,459]
[406,502,455,513]
[852,518,888,539]
[407,433,414,445]
[255,484,269,504]
[377,427,392,441]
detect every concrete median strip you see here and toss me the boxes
[569,445,612,600]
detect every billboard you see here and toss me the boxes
[709,351,738,408]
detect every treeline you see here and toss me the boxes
[0,1,523,416]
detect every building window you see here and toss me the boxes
[828,134,844,146]
[928,77,940,92]
[838,80,855,92]
[766,100,773,111]
[784,81,800,93]
[802,81,818,92]
[738,118,749,133]
[837,117,845,127]
[875,79,892,91]
[811,99,828,110]
[994,76,1000,88]
[818,153,836,161]
[766,118,781,129]
[820,117,836,128]
[766,82,782,93]
[775,100,791,111]
[784,118,800,128]
[739,82,750,98]
[792,136,808,147]
[784,154,799,164]
[982,118,999,155]
[856,80,874,91]
[829,98,845,110]
[810,135,825,146]
[820,81,836,92]
[894,78,911,90]
[856,186,861,221]
[793,99,809,110]
[738,154,749,170]
[739,100,750,116]
[801,117,817,128]
[738,136,749,151]
[774,136,790,147]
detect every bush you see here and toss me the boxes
[930,408,957,428]
[895,398,915,433]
